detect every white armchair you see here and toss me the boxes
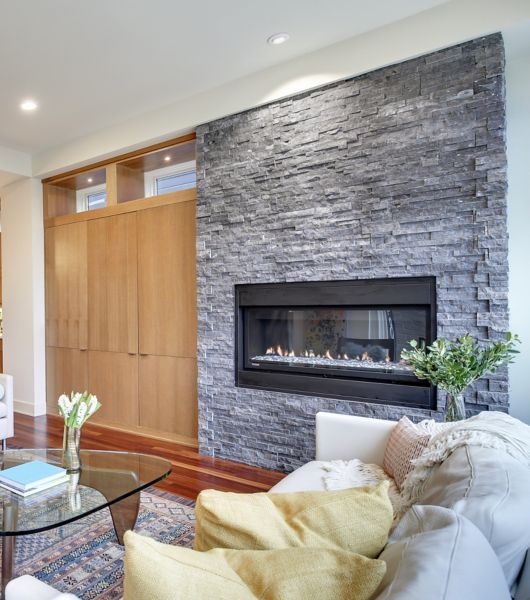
[0,373,14,450]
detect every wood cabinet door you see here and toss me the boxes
[46,347,88,414]
[88,351,138,427]
[45,222,88,349]
[139,355,197,439]
[137,201,197,357]
[88,213,138,353]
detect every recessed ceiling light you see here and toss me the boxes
[267,32,290,46]
[164,155,171,162]
[87,177,93,183]
[20,99,38,111]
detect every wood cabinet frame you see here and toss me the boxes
[43,132,196,225]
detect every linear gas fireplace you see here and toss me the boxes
[235,277,437,409]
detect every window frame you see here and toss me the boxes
[143,160,196,198]
[76,183,107,213]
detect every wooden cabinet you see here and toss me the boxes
[45,222,88,349]
[46,347,88,413]
[88,351,138,427]
[138,201,197,358]
[139,355,197,438]
[44,145,198,446]
[88,213,138,353]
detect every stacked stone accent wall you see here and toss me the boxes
[196,34,509,472]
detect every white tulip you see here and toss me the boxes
[75,402,88,427]
[58,390,101,428]
[58,395,72,418]
[87,396,99,415]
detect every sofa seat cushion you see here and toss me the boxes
[194,481,393,559]
[0,401,7,419]
[374,505,511,600]
[124,531,386,600]
[419,445,530,592]
[269,461,328,493]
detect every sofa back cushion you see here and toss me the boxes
[420,445,530,593]
[195,481,393,558]
[124,531,386,600]
[374,505,510,600]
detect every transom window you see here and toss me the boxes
[144,161,196,198]
[76,184,107,212]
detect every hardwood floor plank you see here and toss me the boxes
[10,413,284,500]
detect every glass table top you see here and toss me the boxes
[0,449,171,536]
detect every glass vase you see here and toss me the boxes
[444,393,466,422]
[62,425,82,473]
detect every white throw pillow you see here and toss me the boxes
[420,445,530,594]
[374,505,511,600]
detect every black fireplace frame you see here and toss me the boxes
[235,277,437,410]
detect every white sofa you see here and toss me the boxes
[0,373,14,450]
[7,411,530,599]
[271,412,530,600]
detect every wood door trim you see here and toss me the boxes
[44,189,196,228]
[42,132,196,184]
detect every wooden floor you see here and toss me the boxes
[11,413,285,500]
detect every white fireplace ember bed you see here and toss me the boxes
[251,353,413,374]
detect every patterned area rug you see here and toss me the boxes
[13,487,195,599]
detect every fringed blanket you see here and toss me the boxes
[399,411,530,515]
[321,411,530,520]
[321,459,402,521]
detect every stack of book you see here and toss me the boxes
[0,460,69,497]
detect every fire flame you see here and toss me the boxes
[262,346,392,364]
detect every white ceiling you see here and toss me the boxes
[0,0,450,154]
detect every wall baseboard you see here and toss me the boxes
[14,399,46,417]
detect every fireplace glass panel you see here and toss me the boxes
[244,307,428,377]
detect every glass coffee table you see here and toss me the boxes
[0,449,171,597]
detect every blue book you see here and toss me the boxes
[0,460,67,492]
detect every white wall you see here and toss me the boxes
[0,178,46,416]
[0,145,31,188]
[506,49,530,423]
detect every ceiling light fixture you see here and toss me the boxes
[164,155,171,162]
[87,177,93,183]
[20,99,38,111]
[267,32,290,46]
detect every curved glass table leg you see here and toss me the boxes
[108,492,141,545]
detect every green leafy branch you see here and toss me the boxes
[400,333,520,396]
